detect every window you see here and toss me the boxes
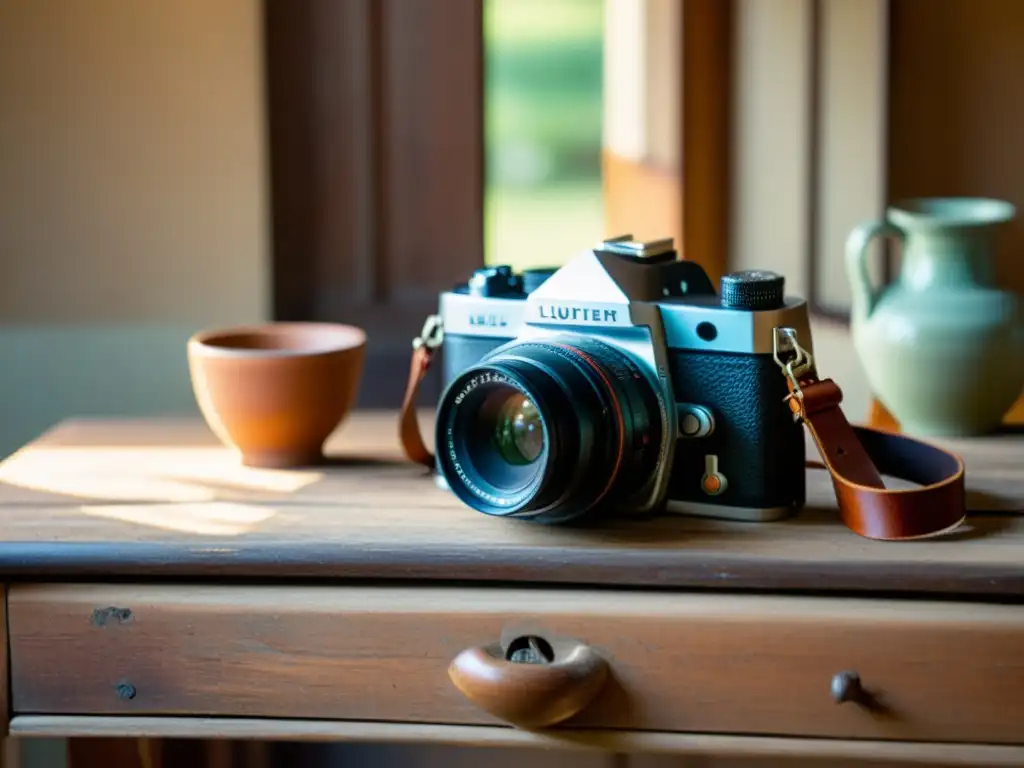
[483,0,605,272]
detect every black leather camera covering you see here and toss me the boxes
[667,350,806,511]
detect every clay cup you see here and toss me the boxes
[187,322,366,468]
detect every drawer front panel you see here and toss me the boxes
[8,584,1024,743]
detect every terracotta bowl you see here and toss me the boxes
[187,322,366,468]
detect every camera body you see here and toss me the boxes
[434,235,813,524]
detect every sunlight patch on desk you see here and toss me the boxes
[79,502,276,536]
[0,446,323,502]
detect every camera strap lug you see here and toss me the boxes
[772,327,967,542]
[400,315,444,468]
[413,314,445,352]
[772,326,814,399]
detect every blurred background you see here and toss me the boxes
[4,0,1023,460]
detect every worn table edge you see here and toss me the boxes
[0,540,1020,598]
[10,716,1024,763]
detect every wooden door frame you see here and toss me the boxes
[601,0,732,285]
[262,0,484,408]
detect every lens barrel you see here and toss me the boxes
[435,337,663,523]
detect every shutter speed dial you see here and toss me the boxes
[720,270,785,310]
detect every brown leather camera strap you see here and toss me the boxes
[401,343,437,468]
[399,322,968,540]
[400,315,444,468]
[784,371,966,540]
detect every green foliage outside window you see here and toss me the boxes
[484,0,605,270]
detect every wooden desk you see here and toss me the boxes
[0,412,1021,767]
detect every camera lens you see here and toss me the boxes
[435,337,665,523]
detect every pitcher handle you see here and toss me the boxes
[845,220,904,320]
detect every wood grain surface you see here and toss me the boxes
[9,584,1024,745]
[8,717,1024,766]
[0,412,1020,595]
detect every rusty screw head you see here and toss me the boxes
[115,682,136,700]
[505,636,555,665]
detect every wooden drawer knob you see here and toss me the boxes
[448,635,608,729]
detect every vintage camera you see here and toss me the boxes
[432,235,814,525]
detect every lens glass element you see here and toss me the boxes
[454,380,548,502]
[492,392,543,465]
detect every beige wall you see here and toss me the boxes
[0,4,265,763]
[0,0,269,457]
[730,0,878,420]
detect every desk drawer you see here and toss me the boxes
[8,584,1024,744]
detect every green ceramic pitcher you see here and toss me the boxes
[845,197,1024,436]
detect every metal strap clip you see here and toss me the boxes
[772,327,814,399]
[413,314,445,351]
